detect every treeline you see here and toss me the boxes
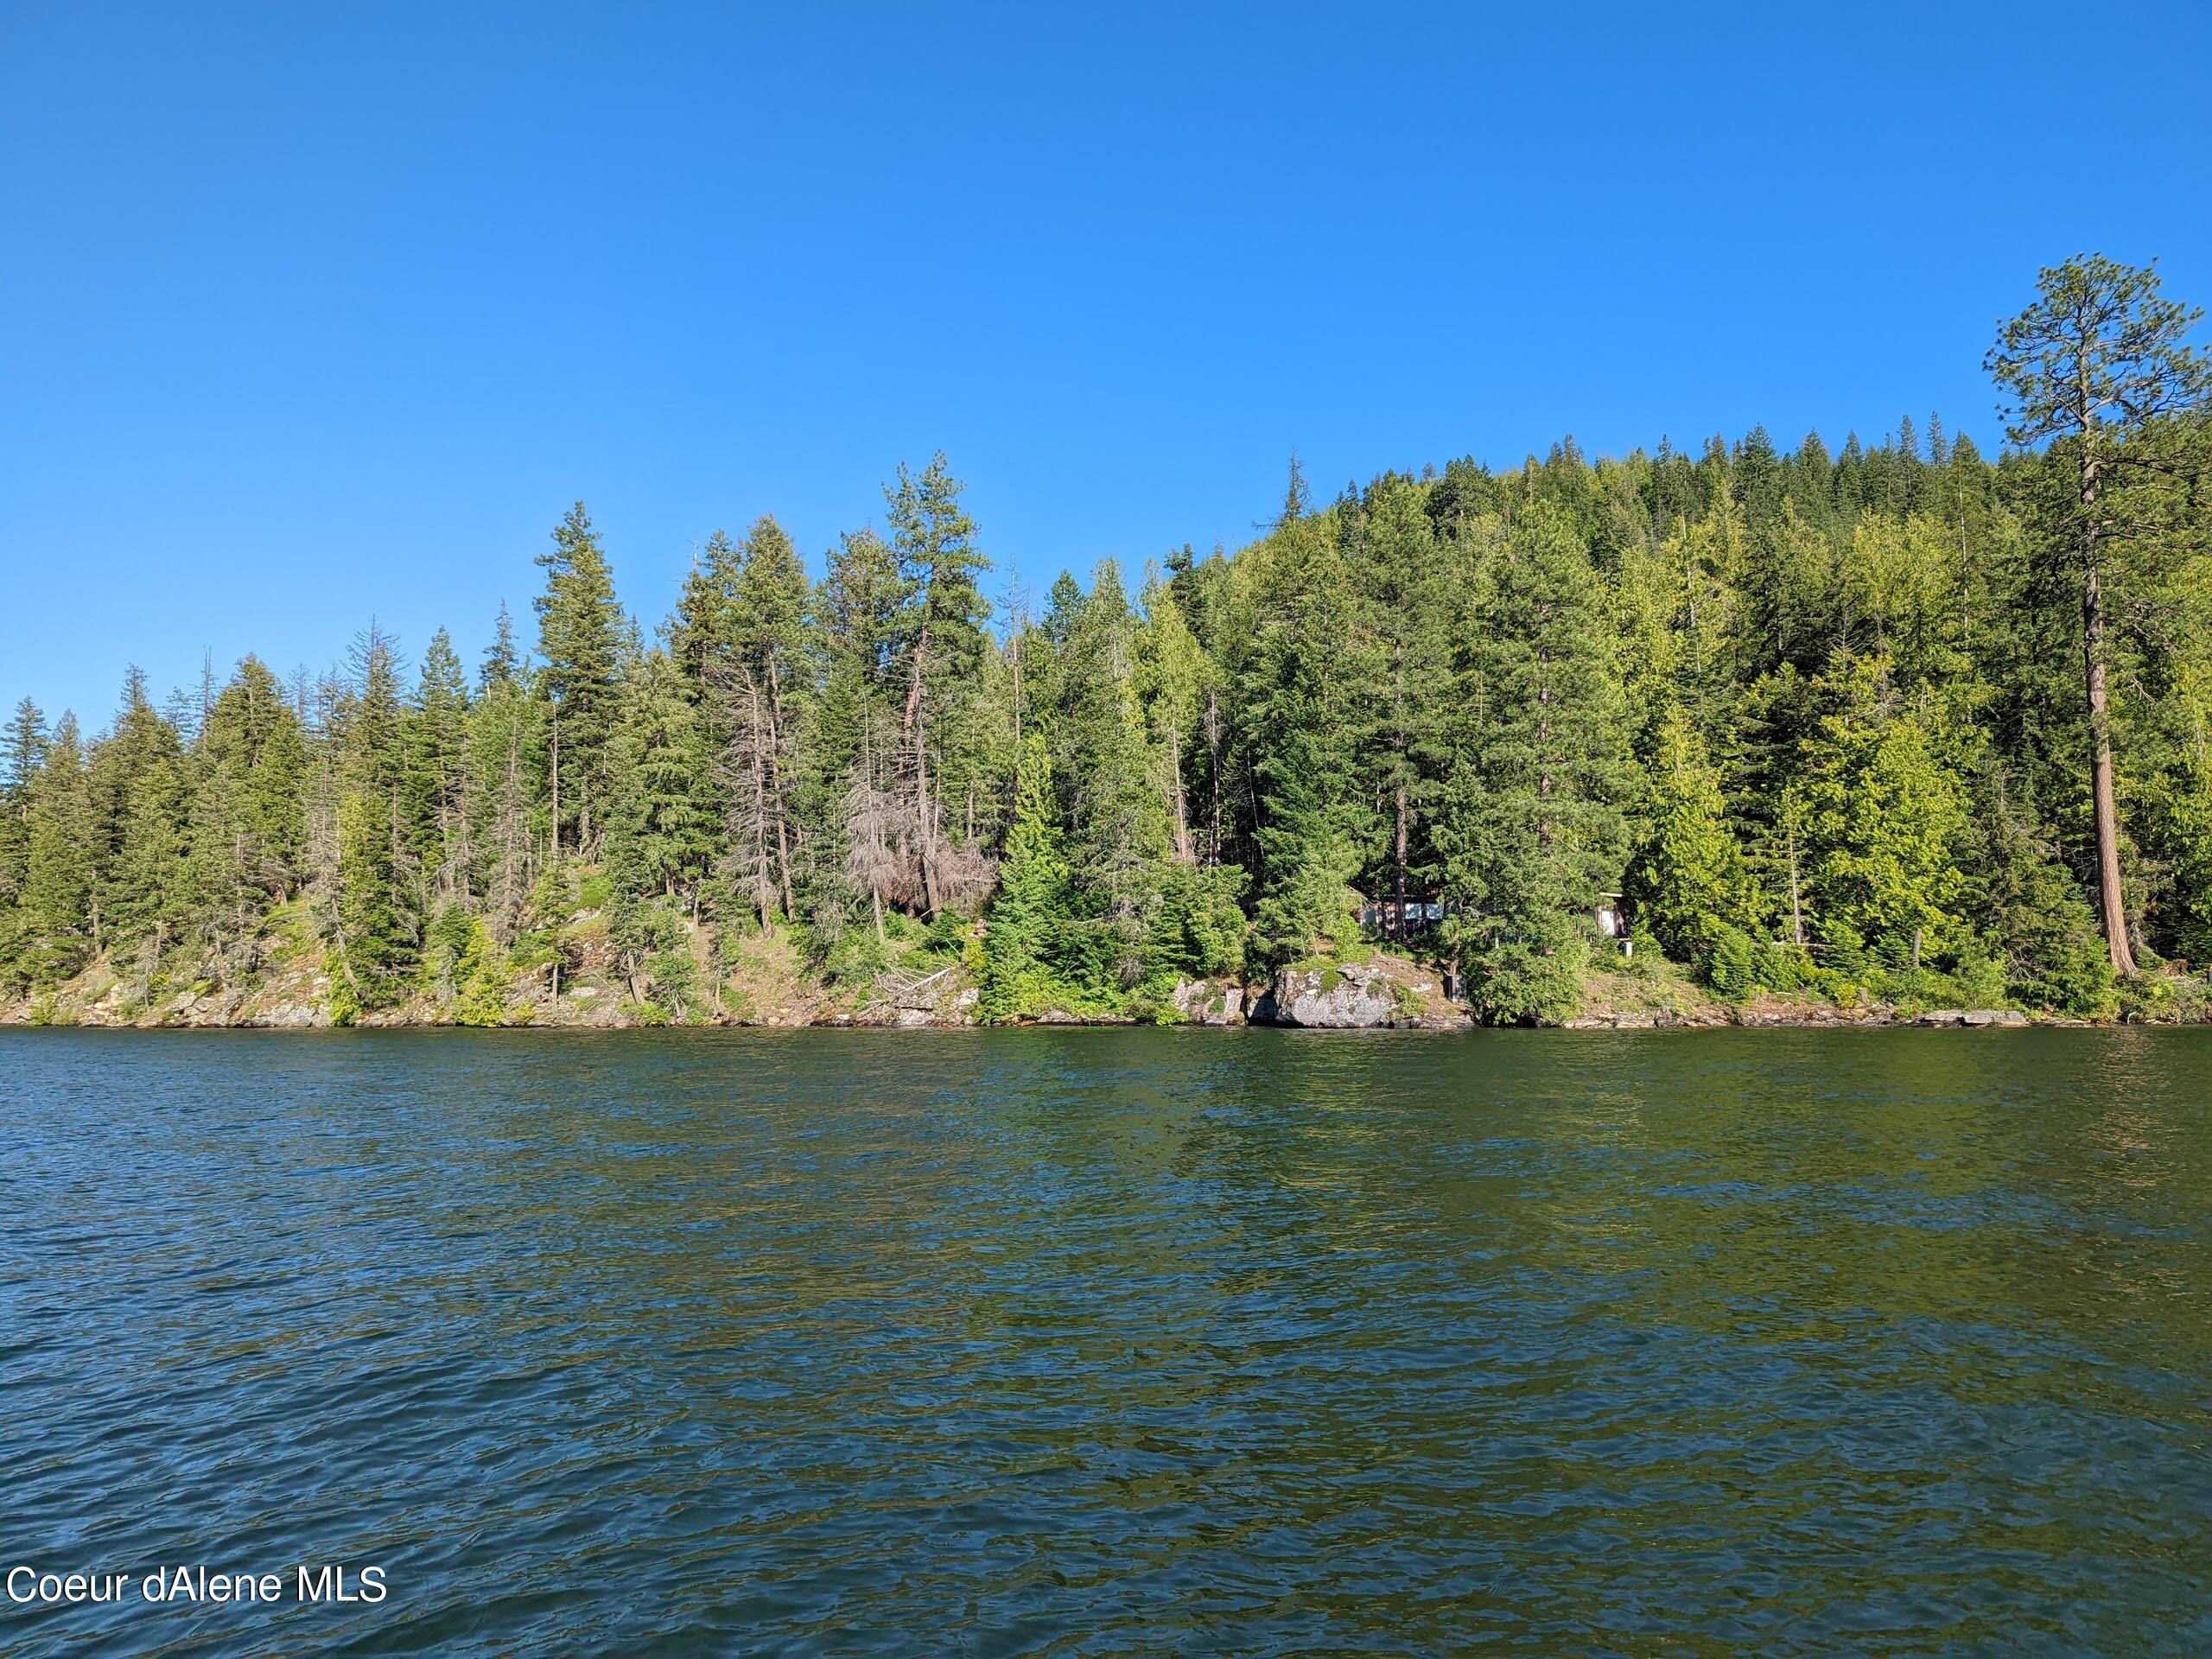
[3,257,2209,1024]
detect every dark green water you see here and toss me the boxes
[2,1029,2209,1656]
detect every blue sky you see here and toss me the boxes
[4,1,2209,728]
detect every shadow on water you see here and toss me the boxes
[1,1027,2209,1655]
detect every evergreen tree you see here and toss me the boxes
[1132,566,1215,868]
[1784,658,1972,972]
[606,650,715,910]
[690,516,816,925]
[467,658,545,944]
[3,698,46,798]
[1627,704,1764,982]
[89,669,188,957]
[535,502,626,856]
[1240,511,1376,962]
[979,733,1084,1020]
[0,698,46,912]
[883,454,990,916]
[1438,500,1630,1022]
[1352,472,1458,928]
[1986,255,2212,974]
[13,715,95,988]
[332,788,413,1020]
[410,628,474,906]
[803,527,908,962]
[1052,560,1169,982]
[480,601,522,691]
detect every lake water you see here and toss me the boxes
[2,1028,2209,1656]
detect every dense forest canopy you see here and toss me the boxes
[4,257,2209,1025]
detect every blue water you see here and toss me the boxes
[2,1028,2209,1656]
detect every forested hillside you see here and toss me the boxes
[5,257,2210,1027]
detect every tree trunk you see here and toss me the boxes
[765,650,797,924]
[903,623,938,918]
[1395,783,1409,942]
[1169,727,1192,863]
[775,819,796,925]
[749,675,773,931]
[2083,562,2135,975]
[1787,826,1804,947]
[1203,690,1224,868]
[910,733,938,920]
[2080,451,2136,976]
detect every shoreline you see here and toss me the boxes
[3,1006,2191,1033]
[9,946,2202,1034]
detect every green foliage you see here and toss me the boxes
[1439,499,1629,1023]
[1629,706,1764,982]
[536,502,627,855]
[1240,513,1375,963]
[1786,659,1971,969]
[333,790,414,1013]
[10,348,2212,1030]
[979,734,1090,1020]
[1149,862,1249,980]
[423,906,515,1027]
[1461,913,1589,1026]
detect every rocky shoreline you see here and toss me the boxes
[0,946,2162,1033]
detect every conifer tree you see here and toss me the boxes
[3,698,46,798]
[1240,512,1376,962]
[90,669,188,957]
[1626,705,1763,982]
[410,628,474,906]
[1987,256,2212,974]
[332,789,412,1020]
[14,715,95,988]
[1132,568,1209,866]
[979,733,1083,1020]
[694,516,815,925]
[467,659,543,943]
[606,650,714,909]
[805,527,911,956]
[535,502,626,856]
[1052,561,1169,980]
[1784,658,1971,971]
[199,656,307,898]
[1438,499,1630,1022]
[884,454,989,916]
[1352,472,1458,928]
[0,698,46,912]
[480,601,522,691]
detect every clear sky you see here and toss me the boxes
[4,1,2209,728]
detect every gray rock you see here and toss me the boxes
[1251,963,1398,1028]
[1169,977,1247,1026]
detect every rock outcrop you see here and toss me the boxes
[1170,978,1245,1026]
[1250,963,1402,1028]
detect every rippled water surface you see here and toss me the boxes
[3,1028,2211,1656]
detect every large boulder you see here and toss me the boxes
[1170,977,1246,1026]
[1250,963,1401,1028]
